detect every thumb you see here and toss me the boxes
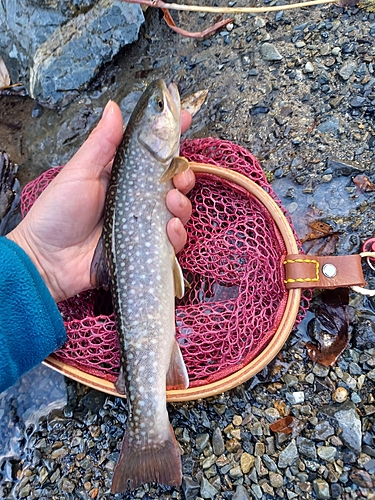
[65,101,124,178]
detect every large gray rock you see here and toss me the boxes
[0,0,144,107]
[318,401,362,454]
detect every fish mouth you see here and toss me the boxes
[167,82,181,119]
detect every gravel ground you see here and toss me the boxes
[1,1,375,499]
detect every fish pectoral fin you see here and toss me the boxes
[166,340,189,390]
[159,156,189,183]
[90,235,110,290]
[111,424,182,493]
[173,256,185,299]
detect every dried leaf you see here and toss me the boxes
[181,89,209,117]
[353,174,375,194]
[301,219,339,255]
[269,416,295,434]
[301,220,335,242]
[0,56,11,90]
[306,288,349,366]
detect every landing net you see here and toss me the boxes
[21,138,310,388]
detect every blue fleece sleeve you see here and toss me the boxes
[0,237,66,393]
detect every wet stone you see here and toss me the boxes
[311,421,334,441]
[339,61,357,80]
[254,442,265,456]
[335,403,362,453]
[264,408,281,423]
[200,477,218,499]
[260,42,283,61]
[341,372,356,390]
[229,465,243,479]
[332,387,348,403]
[59,477,75,493]
[260,481,274,495]
[182,479,201,500]
[262,454,278,472]
[249,421,263,436]
[313,478,330,499]
[18,484,31,498]
[269,472,284,488]
[330,483,342,498]
[350,96,367,108]
[349,468,374,488]
[250,484,263,499]
[232,484,250,500]
[317,116,340,135]
[297,437,317,459]
[212,427,225,456]
[317,446,337,462]
[255,456,268,476]
[202,454,217,469]
[240,452,255,474]
[196,433,210,451]
[278,439,299,468]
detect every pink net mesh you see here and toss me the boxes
[21,138,310,388]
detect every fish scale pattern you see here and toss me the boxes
[20,138,310,388]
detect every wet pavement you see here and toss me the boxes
[1,2,375,499]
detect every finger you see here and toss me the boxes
[172,168,196,195]
[65,101,124,178]
[167,217,187,254]
[181,110,192,134]
[166,189,192,226]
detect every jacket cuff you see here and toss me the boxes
[0,237,66,393]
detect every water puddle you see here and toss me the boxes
[272,174,374,256]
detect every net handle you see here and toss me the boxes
[44,162,302,401]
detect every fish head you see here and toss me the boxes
[136,79,181,164]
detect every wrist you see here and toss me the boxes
[6,226,63,302]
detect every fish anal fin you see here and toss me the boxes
[90,235,110,289]
[160,156,189,183]
[166,340,189,390]
[173,256,185,299]
[111,425,182,493]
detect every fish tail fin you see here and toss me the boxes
[111,425,182,493]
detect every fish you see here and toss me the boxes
[90,79,189,493]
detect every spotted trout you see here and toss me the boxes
[91,80,189,493]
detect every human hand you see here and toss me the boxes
[7,101,195,302]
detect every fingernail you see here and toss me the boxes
[173,217,184,236]
[102,100,113,119]
[176,189,187,208]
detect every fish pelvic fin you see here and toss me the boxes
[166,340,189,390]
[114,366,127,395]
[173,256,185,299]
[111,425,182,493]
[90,235,110,289]
[159,156,189,183]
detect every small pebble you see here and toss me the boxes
[332,387,348,403]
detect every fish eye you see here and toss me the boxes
[153,96,164,112]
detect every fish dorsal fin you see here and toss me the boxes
[160,156,189,183]
[90,235,110,289]
[166,340,189,390]
[173,256,185,299]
